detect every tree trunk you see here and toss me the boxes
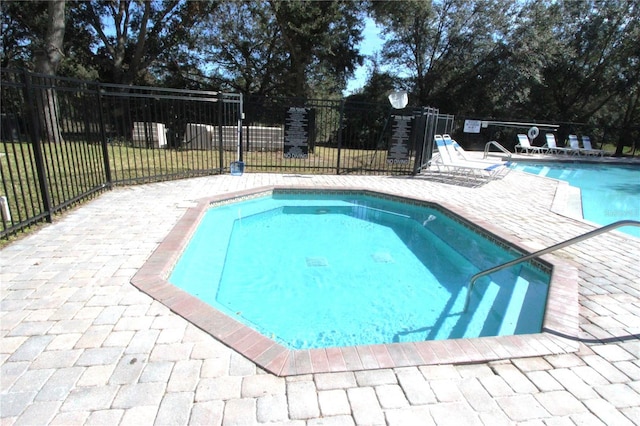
[34,0,66,143]
[615,88,639,156]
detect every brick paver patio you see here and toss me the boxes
[1,170,639,425]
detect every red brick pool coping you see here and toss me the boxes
[131,185,580,376]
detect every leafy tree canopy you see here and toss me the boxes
[1,0,638,150]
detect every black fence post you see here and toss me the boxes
[22,70,53,223]
[97,85,112,188]
[336,99,345,175]
[412,109,426,176]
[238,94,244,162]
[217,92,224,172]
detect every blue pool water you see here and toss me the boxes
[513,162,640,237]
[170,192,550,349]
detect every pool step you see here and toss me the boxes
[466,272,532,337]
[538,166,550,177]
[467,281,500,336]
[498,275,530,335]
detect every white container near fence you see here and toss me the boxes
[132,122,167,148]
[0,195,11,222]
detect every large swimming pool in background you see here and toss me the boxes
[513,162,640,237]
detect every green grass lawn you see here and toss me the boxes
[1,141,410,242]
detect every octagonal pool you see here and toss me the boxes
[169,190,551,350]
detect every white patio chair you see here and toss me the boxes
[566,135,585,156]
[431,135,508,181]
[546,133,576,155]
[581,136,605,157]
[515,134,548,154]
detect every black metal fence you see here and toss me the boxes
[1,69,453,238]
[241,95,453,175]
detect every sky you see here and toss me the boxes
[344,18,386,95]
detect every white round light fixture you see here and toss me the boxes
[388,91,408,109]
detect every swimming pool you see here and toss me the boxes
[169,190,550,349]
[132,186,579,375]
[513,162,640,237]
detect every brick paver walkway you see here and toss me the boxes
[2,171,639,425]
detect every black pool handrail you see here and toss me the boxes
[463,220,640,312]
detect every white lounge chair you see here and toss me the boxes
[431,135,509,181]
[545,133,576,155]
[515,134,548,154]
[444,135,512,170]
[580,136,605,157]
[447,137,512,167]
[566,135,584,156]
[431,135,480,179]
